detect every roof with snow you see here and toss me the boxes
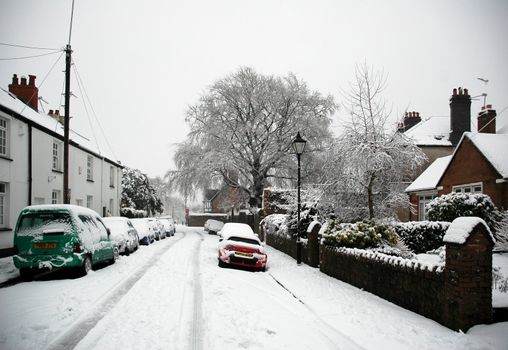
[465,132,508,178]
[0,87,120,166]
[405,155,452,192]
[404,116,452,146]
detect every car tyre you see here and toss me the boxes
[79,256,92,277]
[125,246,130,256]
[218,259,226,268]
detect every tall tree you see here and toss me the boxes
[321,63,426,220]
[122,166,164,216]
[169,67,336,208]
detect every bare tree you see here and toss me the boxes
[322,63,426,220]
[169,67,336,209]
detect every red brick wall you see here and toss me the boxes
[438,137,507,210]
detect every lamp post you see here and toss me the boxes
[292,132,307,265]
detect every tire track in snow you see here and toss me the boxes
[44,234,185,350]
[175,230,204,350]
[268,272,365,350]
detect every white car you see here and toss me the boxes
[103,217,139,255]
[204,219,224,235]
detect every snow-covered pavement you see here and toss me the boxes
[0,226,506,350]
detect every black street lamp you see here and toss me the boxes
[292,132,307,265]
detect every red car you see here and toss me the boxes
[218,223,267,271]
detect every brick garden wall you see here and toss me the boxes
[320,246,445,323]
[264,218,494,331]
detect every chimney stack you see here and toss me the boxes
[478,104,496,134]
[397,111,422,132]
[8,73,39,112]
[449,87,471,146]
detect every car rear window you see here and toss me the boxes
[17,212,73,236]
[227,236,260,245]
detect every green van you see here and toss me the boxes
[13,204,118,279]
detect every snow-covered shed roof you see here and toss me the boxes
[465,132,508,178]
[0,87,121,167]
[405,155,452,193]
[404,116,451,146]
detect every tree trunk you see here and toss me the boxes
[367,174,375,220]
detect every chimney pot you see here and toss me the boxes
[55,110,59,116]
[11,74,19,85]
[20,76,27,85]
[416,112,420,117]
[48,109,54,115]
[28,75,36,87]
[453,88,457,95]
[464,88,469,96]
[486,104,492,109]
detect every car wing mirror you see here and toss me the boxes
[106,228,111,237]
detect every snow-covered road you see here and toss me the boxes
[0,226,506,350]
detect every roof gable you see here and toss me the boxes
[465,132,508,178]
[405,155,452,192]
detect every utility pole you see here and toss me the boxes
[64,0,75,204]
[63,44,72,204]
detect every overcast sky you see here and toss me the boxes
[1,0,507,179]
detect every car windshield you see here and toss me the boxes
[17,212,73,236]
[227,236,260,246]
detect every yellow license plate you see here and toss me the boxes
[34,242,56,249]
[235,251,253,258]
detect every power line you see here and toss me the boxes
[72,60,119,161]
[0,42,61,51]
[0,50,63,61]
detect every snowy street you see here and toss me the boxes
[0,226,506,350]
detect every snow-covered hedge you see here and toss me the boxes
[427,193,500,230]
[260,214,290,238]
[322,220,398,250]
[393,221,450,254]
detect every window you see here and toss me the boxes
[0,117,8,157]
[110,166,115,187]
[76,198,83,207]
[86,195,93,209]
[52,140,62,171]
[452,182,483,194]
[204,200,211,213]
[0,183,7,227]
[109,198,114,215]
[51,190,61,204]
[418,194,436,221]
[87,155,94,181]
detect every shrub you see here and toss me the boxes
[427,192,501,231]
[393,221,450,253]
[260,214,290,238]
[120,207,146,218]
[322,220,398,249]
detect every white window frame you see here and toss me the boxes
[86,195,93,209]
[87,155,94,181]
[76,198,83,207]
[52,140,62,171]
[204,200,211,213]
[418,192,437,221]
[0,117,9,157]
[109,198,114,215]
[0,183,7,228]
[452,182,483,194]
[51,190,60,204]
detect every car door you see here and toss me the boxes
[78,215,102,263]
[95,216,113,262]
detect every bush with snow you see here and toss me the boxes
[120,207,146,218]
[322,220,398,250]
[427,192,507,250]
[393,221,450,254]
[260,214,290,238]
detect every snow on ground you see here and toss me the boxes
[0,226,506,350]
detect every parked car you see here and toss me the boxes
[159,218,175,237]
[103,217,139,255]
[218,223,267,271]
[204,219,224,235]
[148,218,164,240]
[131,218,155,245]
[12,204,118,279]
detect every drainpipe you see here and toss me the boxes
[28,125,32,205]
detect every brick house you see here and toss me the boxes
[406,105,507,220]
